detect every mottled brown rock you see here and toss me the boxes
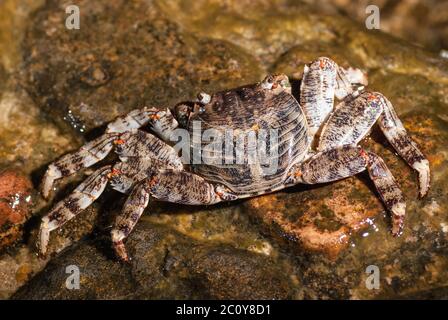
[307,0,448,52]
[187,246,294,299]
[21,0,263,133]
[13,222,299,299]
[246,177,381,260]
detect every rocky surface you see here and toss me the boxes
[0,170,33,250]
[0,0,448,299]
[307,0,448,52]
[14,220,300,299]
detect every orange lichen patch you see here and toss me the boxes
[15,264,32,283]
[246,177,381,259]
[260,206,351,259]
[295,225,350,260]
[249,194,278,212]
[0,202,24,225]
[107,168,121,179]
[0,171,32,200]
[150,114,161,121]
[113,139,125,145]
[402,115,438,152]
[404,117,434,137]
[0,170,33,250]
[323,194,379,232]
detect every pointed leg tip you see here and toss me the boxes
[36,240,49,260]
[419,187,430,199]
[41,189,50,200]
[391,202,405,237]
[414,160,430,198]
[41,166,60,199]
[391,217,404,237]
[37,219,51,256]
[40,180,52,200]
[113,241,130,263]
[418,179,430,198]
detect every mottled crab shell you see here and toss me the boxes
[188,82,309,197]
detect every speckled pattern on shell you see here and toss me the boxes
[189,83,309,196]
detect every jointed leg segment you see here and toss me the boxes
[297,56,430,235]
[39,107,236,259]
[300,57,367,139]
[301,57,430,197]
[111,182,150,262]
[377,97,430,197]
[41,107,180,199]
[39,165,113,255]
[110,170,237,261]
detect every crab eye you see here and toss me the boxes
[261,75,276,89]
[197,92,211,104]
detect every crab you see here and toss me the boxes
[38,57,430,262]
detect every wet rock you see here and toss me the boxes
[13,221,299,299]
[0,246,47,299]
[187,246,296,299]
[21,0,263,133]
[0,0,45,73]
[7,0,448,300]
[246,176,381,260]
[0,170,33,250]
[308,0,448,52]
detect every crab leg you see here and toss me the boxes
[38,165,113,256]
[41,108,179,199]
[40,132,186,256]
[377,96,430,197]
[316,91,429,197]
[111,182,150,262]
[110,170,237,261]
[300,57,367,139]
[106,107,178,141]
[41,133,119,199]
[287,145,406,236]
[114,130,183,170]
[317,91,384,151]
